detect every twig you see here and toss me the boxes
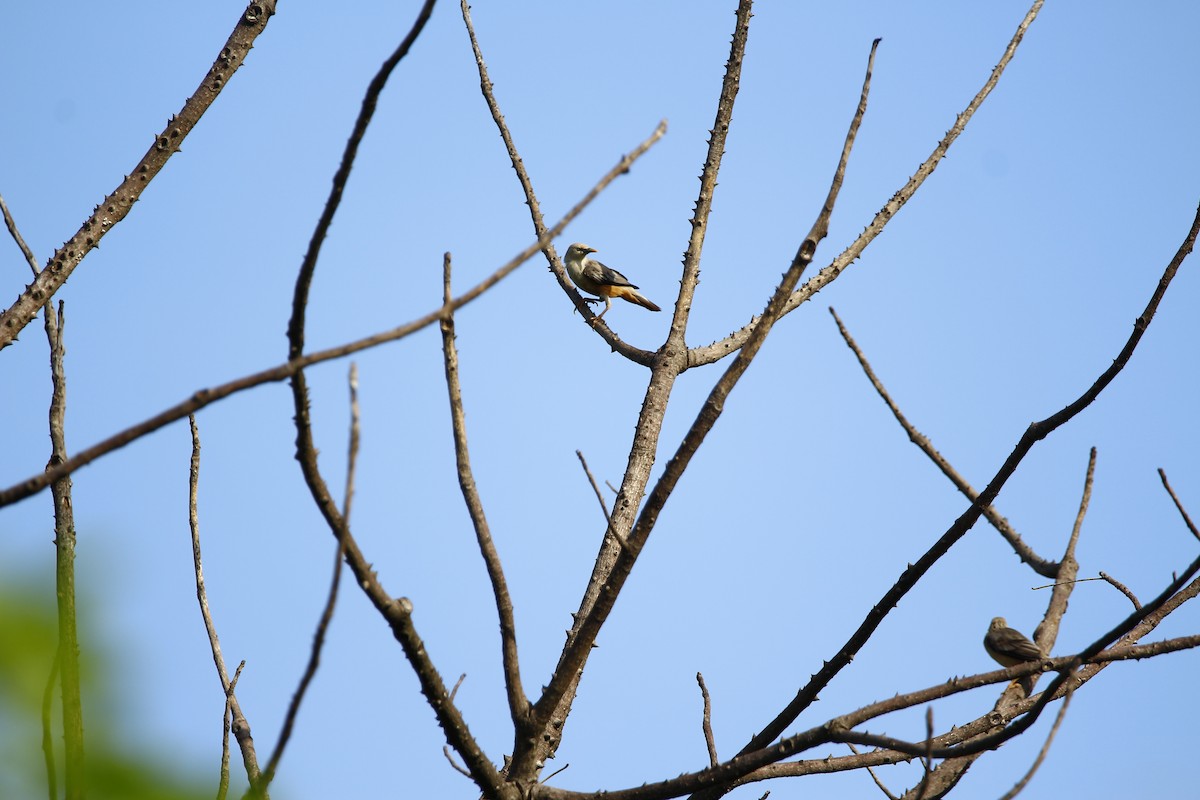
[0,1,279,351]
[1031,571,1142,610]
[439,252,528,730]
[218,661,245,800]
[443,746,473,779]
[1099,572,1142,610]
[1066,448,1096,556]
[544,763,571,784]
[0,192,42,276]
[911,707,934,800]
[1029,448,1096,671]
[829,306,1059,576]
[449,673,467,703]
[344,362,361,522]
[0,120,666,511]
[696,673,719,767]
[260,363,363,787]
[188,416,265,792]
[996,684,1073,800]
[846,742,900,800]
[576,451,611,522]
[1158,468,1200,542]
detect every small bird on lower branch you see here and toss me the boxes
[983,616,1044,668]
[563,242,661,321]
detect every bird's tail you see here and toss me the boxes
[611,285,661,312]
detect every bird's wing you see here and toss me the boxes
[585,259,638,289]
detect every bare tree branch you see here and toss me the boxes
[915,708,935,800]
[1098,572,1142,610]
[0,122,665,511]
[189,416,265,792]
[576,451,611,522]
[277,8,515,794]
[696,673,718,768]
[913,447,1094,794]
[286,0,436,359]
[218,661,246,800]
[846,743,900,800]
[0,1,279,351]
[440,252,529,731]
[44,300,85,800]
[260,362,362,787]
[533,624,1200,800]
[1031,573,1142,610]
[829,305,1060,577]
[533,30,883,799]
[689,1,1046,367]
[996,685,1072,800]
[1158,468,1200,542]
[831,551,1200,763]
[344,362,361,522]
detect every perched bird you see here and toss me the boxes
[563,243,661,320]
[983,617,1044,668]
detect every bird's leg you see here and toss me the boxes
[573,296,604,316]
[591,297,612,325]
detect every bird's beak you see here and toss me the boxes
[586,247,597,254]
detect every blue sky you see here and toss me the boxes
[2,2,1198,798]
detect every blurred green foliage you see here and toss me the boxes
[0,585,214,800]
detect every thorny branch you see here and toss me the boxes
[0,1,279,351]
[576,451,611,522]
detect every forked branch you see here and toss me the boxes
[689,0,1047,367]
